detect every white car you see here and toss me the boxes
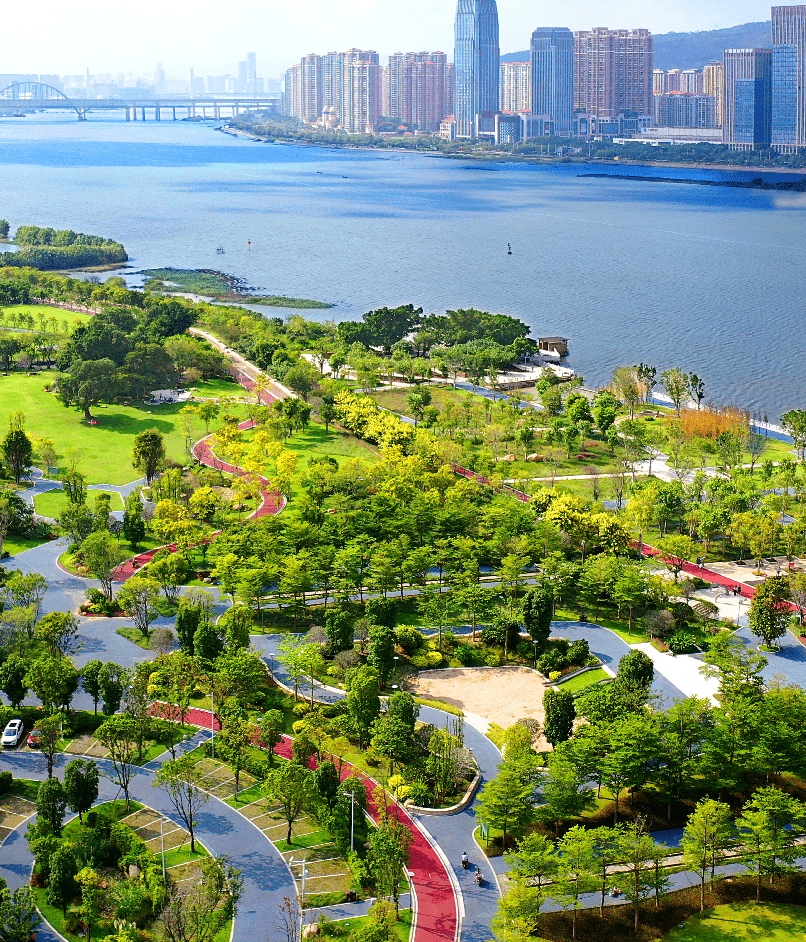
[1,719,24,748]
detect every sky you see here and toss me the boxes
[3,0,776,79]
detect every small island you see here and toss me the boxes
[140,267,333,309]
[0,221,127,271]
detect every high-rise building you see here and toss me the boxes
[500,61,531,112]
[530,27,574,135]
[772,5,806,151]
[680,69,703,94]
[340,49,381,132]
[665,68,682,92]
[574,28,654,118]
[301,54,324,121]
[283,63,303,119]
[385,52,450,131]
[655,93,717,127]
[723,48,772,149]
[703,61,724,125]
[653,69,666,96]
[247,52,257,94]
[454,0,500,138]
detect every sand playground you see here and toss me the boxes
[409,666,548,733]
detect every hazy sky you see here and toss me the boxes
[6,0,775,78]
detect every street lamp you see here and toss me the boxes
[289,857,309,937]
[533,640,539,669]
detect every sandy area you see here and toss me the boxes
[409,666,548,732]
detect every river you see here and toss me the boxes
[0,112,804,417]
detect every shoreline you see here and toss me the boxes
[226,125,806,177]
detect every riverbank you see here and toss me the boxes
[579,171,806,191]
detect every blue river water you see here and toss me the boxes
[0,112,804,416]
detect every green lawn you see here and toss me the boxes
[246,418,378,467]
[0,373,246,484]
[189,377,252,400]
[34,488,124,518]
[1,304,91,332]
[321,909,412,942]
[4,533,53,557]
[163,843,209,868]
[557,667,611,693]
[662,903,806,941]
[369,384,486,416]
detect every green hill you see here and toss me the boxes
[502,20,772,72]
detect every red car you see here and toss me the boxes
[27,728,42,749]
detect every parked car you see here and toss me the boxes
[1,719,24,748]
[27,728,42,749]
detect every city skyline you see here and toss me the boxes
[0,0,782,76]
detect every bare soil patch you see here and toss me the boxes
[409,666,548,731]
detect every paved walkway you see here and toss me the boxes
[0,739,296,942]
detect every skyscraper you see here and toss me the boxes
[703,61,724,125]
[385,52,450,131]
[454,0,500,138]
[723,49,772,149]
[772,5,806,151]
[530,27,574,136]
[574,28,654,119]
[500,61,531,112]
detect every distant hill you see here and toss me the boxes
[502,21,772,71]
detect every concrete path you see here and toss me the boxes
[630,642,720,705]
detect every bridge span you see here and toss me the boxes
[0,82,279,121]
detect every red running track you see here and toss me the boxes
[113,372,286,582]
[153,704,459,942]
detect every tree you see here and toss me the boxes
[749,576,790,648]
[688,372,705,409]
[37,713,64,780]
[81,659,103,713]
[781,409,806,460]
[258,710,285,763]
[56,357,120,420]
[346,665,381,748]
[36,777,67,834]
[36,611,80,658]
[655,534,696,582]
[617,649,654,693]
[154,755,211,853]
[47,842,79,916]
[681,798,733,913]
[618,819,667,933]
[219,716,258,799]
[371,713,417,771]
[96,714,139,810]
[0,654,28,709]
[736,786,806,901]
[122,490,146,548]
[25,656,78,714]
[543,689,575,748]
[477,760,538,847]
[157,855,244,942]
[81,530,125,600]
[263,761,312,844]
[661,367,689,416]
[98,662,129,714]
[194,619,224,665]
[522,581,553,655]
[132,428,166,483]
[116,576,160,639]
[368,817,413,914]
[63,758,99,824]
[1,428,32,483]
[366,623,396,686]
[550,826,597,941]
[0,885,41,942]
[75,866,104,942]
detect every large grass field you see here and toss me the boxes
[662,903,806,941]
[1,304,91,331]
[0,373,245,485]
[244,418,378,468]
[189,377,252,399]
[34,488,124,517]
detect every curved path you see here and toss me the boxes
[0,734,297,942]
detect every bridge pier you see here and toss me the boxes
[172,107,176,120]
[155,106,161,121]
[132,107,137,121]
[125,108,130,121]
[214,104,220,120]
[141,107,145,121]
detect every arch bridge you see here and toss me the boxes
[0,82,87,120]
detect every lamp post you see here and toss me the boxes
[289,857,309,937]
[533,640,539,670]
[210,687,215,759]
[160,816,166,883]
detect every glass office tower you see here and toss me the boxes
[530,27,574,136]
[454,0,500,138]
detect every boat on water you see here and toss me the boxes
[216,246,225,254]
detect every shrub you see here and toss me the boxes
[537,650,563,675]
[568,639,590,666]
[549,670,562,682]
[410,654,430,669]
[668,631,698,655]
[0,771,12,796]
[455,644,478,666]
[292,702,311,717]
[365,597,397,628]
[515,640,534,660]
[426,651,445,668]
[480,622,520,648]
[484,652,500,667]
[396,626,424,654]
